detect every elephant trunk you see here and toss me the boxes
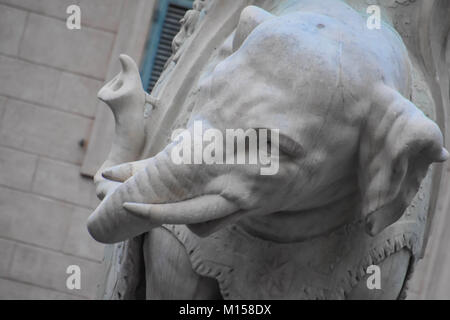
[87,144,239,243]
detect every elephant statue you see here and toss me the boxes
[88,0,449,299]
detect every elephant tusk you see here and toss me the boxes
[102,159,151,183]
[123,194,239,225]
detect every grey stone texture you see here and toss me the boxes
[0,0,123,32]
[0,146,38,191]
[0,0,449,300]
[0,99,92,164]
[0,0,129,299]
[0,5,27,56]
[92,0,450,300]
[19,13,114,79]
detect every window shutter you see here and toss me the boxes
[141,0,193,93]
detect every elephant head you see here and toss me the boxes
[87,6,448,244]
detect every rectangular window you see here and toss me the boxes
[141,0,193,93]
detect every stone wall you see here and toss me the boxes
[0,0,124,299]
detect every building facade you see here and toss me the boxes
[0,0,158,299]
[0,0,449,299]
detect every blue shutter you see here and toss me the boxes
[141,0,193,93]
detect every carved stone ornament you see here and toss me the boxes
[88,0,450,299]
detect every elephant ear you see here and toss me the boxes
[232,5,274,52]
[359,84,448,236]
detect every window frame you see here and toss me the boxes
[140,0,194,92]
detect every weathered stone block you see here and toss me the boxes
[53,72,102,118]
[0,278,83,300]
[0,99,91,164]
[0,146,38,191]
[0,96,6,123]
[0,0,123,32]
[62,208,104,261]
[19,13,114,79]
[0,56,101,116]
[0,55,60,107]
[0,186,72,250]
[0,238,15,276]
[8,243,102,299]
[32,157,97,208]
[0,4,27,55]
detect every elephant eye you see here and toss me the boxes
[277,133,305,158]
[257,128,304,158]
